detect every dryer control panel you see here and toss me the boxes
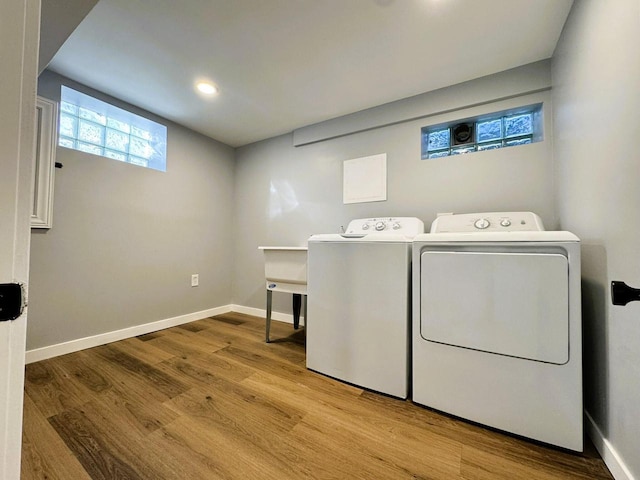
[430,212,544,233]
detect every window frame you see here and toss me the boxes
[421,104,543,160]
[58,86,167,172]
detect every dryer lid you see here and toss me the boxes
[414,231,579,243]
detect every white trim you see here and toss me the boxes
[24,304,306,364]
[230,304,305,326]
[585,411,635,480]
[31,96,58,229]
[25,305,232,364]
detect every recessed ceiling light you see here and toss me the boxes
[196,82,218,95]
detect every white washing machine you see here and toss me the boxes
[412,212,583,451]
[307,217,424,399]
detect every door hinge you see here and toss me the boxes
[0,283,24,321]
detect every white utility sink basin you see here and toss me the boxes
[258,246,307,294]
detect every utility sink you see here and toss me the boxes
[258,246,307,294]
[258,246,308,342]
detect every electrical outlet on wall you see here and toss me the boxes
[191,274,199,287]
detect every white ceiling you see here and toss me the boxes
[46,0,573,148]
[39,0,99,74]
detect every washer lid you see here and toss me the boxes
[310,233,414,243]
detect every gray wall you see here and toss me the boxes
[233,62,556,314]
[28,71,235,350]
[552,0,640,477]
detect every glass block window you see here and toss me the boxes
[59,86,167,172]
[421,105,541,160]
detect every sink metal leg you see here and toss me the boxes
[292,294,301,329]
[303,294,307,338]
[266,289,273,343]
[266,290,307,343]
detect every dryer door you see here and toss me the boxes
[420,250,569,364]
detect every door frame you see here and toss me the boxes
[0,0,40,477]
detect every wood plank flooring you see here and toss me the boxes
[22,312,612,480]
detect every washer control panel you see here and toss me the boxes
[430,212,545,233]
[344,217,424,236]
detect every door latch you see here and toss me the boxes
[0,283,23,321]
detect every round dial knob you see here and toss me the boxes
[500,219,511,227]
[474,218,490,230]
[392,222,401,230]
[375,221,386,231]
[362,223,369,230]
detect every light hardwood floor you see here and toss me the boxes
[22,312,612,480]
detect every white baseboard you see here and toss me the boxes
[24,304,305,364]
[585,410,635,480]
[230,304,305,326]
[25,305,233,364]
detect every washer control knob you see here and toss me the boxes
[392,222,401,230]
[500,219,511,227]
[362,223,369,230]
[375,221,386,231]
[474,218,490,230]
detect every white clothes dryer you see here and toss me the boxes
[307,217,424,399]
[412,212,582,451]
